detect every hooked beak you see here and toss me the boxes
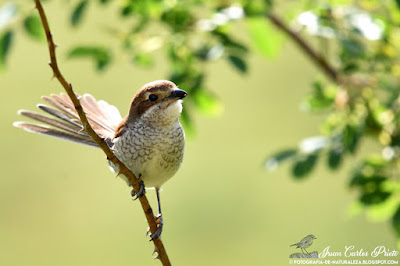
[170,89,187,99]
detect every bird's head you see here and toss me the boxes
[127,80,187,126]
[307,235,317,240]
[113,80,187,139]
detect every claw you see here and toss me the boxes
[149,215,163,241]
[131,180,145,200]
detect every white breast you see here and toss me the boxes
[111,121,184,189]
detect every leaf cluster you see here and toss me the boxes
[265,0,400,240]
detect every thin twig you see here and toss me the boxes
[266,12,340,84]
[33,1,171,265]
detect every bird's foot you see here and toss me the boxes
[147,214,163,241]
[131,179,145,200]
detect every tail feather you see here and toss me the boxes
[42,95,80,120]
[37,104,82,128]
[13,122,98,147]
[18,110,87,136]
[14,93,122,148]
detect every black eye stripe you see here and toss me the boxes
[149,94,158,102]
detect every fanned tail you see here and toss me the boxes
[14,93,122,148]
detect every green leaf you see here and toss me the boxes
[70,0,88,27]
[364,155,388,168]
[350,174,386,187]
[302,81,335,111]
[392,206,400,237]
[343,124,361,154]
[292,153,319,178]
[23,14,45,41]
[227,55,247,73]
[265,149,298,171]
[133,53,153,67]
[0,30,13,70]
[340,39,365,58]
[243,0,270,16]
[396,0,400,10]
[68,46,112,71]
[366,196,399,222]
[327,147,343,170]
[161,5,193,32]
[247,17,282,58]
[212,29,248,53]
[192,90,223,116]
[360,191,391,206]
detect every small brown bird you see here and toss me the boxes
[290,234,317,255]
[13,80,187,239]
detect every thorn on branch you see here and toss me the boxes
[115,170,122,177]
[153,245,160,255]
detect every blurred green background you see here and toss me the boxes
[0,0,397,265]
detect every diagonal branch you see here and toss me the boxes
[33,1,171,265]
[266,12,340,84]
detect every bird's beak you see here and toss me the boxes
[170,89,187,99]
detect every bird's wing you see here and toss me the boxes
[299,238,310,247]
[14,93,122,147]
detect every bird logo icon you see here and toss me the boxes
[289,234,318,258]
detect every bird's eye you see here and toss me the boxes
[149,94,158,102]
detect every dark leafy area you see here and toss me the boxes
[0,30,13,69]
[161,4,194,32]
[68,46,112,71]
[393,206,400,237]
[340,39,365,59]
[360,191,391,205]
[227,55,247,73]
[292,153,319,178]
[349,160,391,206]
[23,14,45,41]
[342,124,362,154]
[327,147,343,170]
[70,0,88,27]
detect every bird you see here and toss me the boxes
[290,234,317,255]
[13,80,187,239]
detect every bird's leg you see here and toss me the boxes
[148,188,163,241]
[131,174,146,200]
[302,248,310,256]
